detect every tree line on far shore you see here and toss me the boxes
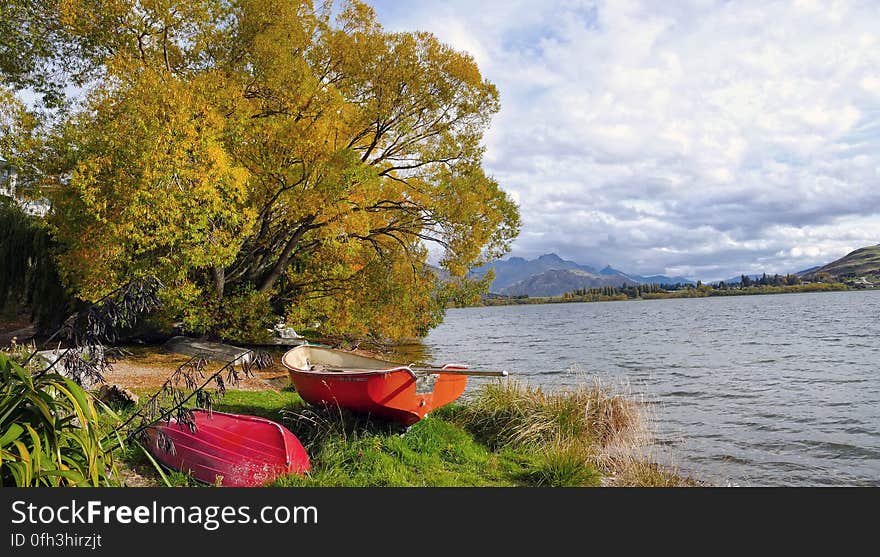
[472,275,851,307]
[567,277,849,302]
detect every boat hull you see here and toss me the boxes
[144,410,310,486]
[282,346,467,426]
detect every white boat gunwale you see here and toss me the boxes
[280,345,468,379]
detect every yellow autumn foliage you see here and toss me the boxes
[19,0,519,340]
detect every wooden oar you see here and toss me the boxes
[316,365,508,377]
[412,368,508,377]
[406,363,509,377]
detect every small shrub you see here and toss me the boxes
[215,289,276,343]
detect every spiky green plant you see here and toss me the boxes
[0,352,121,486]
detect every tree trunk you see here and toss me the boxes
[258,217,316,294]
[213,266,225,301]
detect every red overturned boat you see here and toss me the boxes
[144,410,310,486]
[281,344,507,426]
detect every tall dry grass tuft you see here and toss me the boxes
[453,379,698,487]
[602,461,698,487]
[452,379,636,450]
[588,389,698,486]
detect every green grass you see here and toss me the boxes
[270,416,534,487]
[215,389,304,420]
[117,380,691,487]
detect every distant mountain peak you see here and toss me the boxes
[500,268,637,297]
[473,253,694,294]
[472,253,596,291]
[537,253,564,262]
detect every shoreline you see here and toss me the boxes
[464,282,855,308]
[76,345,695,488]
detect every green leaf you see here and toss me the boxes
[11,439,32,485]
[133,440,172,487]
[0,423,24,448]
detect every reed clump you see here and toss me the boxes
[450,380,635,450]
[449,379,695,487]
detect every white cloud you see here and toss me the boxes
[371,0,880,280]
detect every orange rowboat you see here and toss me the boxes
[281,345,507,426]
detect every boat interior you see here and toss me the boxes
[283,345,403,372]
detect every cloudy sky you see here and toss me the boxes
[371,0,880,281]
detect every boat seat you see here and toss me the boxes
[308,364,345,372]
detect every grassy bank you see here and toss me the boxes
[118,381,695,487]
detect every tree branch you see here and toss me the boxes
[257,216,318,293]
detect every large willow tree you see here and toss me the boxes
[3,0,519,340]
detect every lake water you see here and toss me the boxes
[410,290,880,486]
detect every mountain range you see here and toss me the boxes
[472,254,694,297]
[436,244,880,299]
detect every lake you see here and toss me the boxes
[409,290,880,486]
